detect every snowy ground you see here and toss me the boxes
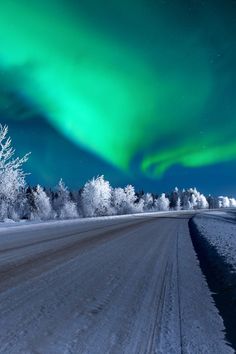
[191,210,236,351]
[0,212,233,353]
[0,209,195,229]
[192,210,236,271]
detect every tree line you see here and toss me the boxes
[0,125,235,222]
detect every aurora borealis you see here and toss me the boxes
[0,0,236,194]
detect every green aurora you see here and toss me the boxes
[0,0,236,184]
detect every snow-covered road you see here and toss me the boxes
[0,213,232,353]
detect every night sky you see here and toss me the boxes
[0,0,236,195]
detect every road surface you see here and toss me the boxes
[0,214,232,353]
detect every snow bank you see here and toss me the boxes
[190,211,236,350]
[192,211,236,271]
[0,209,194,236]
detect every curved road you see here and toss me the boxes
[0,214,232,353]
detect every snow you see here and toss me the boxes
[193,211,236,271]
[0,209,195,234]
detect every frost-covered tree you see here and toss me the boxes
[14,187,29,220]
[190,193,197,209]
[175,197,181,211]
[218,197,223,208]
[123,185,139,213]
[111,187,127,215]
[23,186,36,220]
[169,187,180,210]
[155,193,170,211]
[219,196,230,208]
[135,197,145,213]
[142,193,154,211]
[81,175,112,217]
[207,195,217,209]
[197,194,209,209]
[53,179,78,219]
[181,189,192,210]
[0,125,30,220]
[179,187,209,210]
[1,125,235,222]
[229,198,236,207]
[190,188,209,209]
[113,185,143,214]
[33,185,53,220]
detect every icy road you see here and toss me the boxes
[0,213,233,353]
